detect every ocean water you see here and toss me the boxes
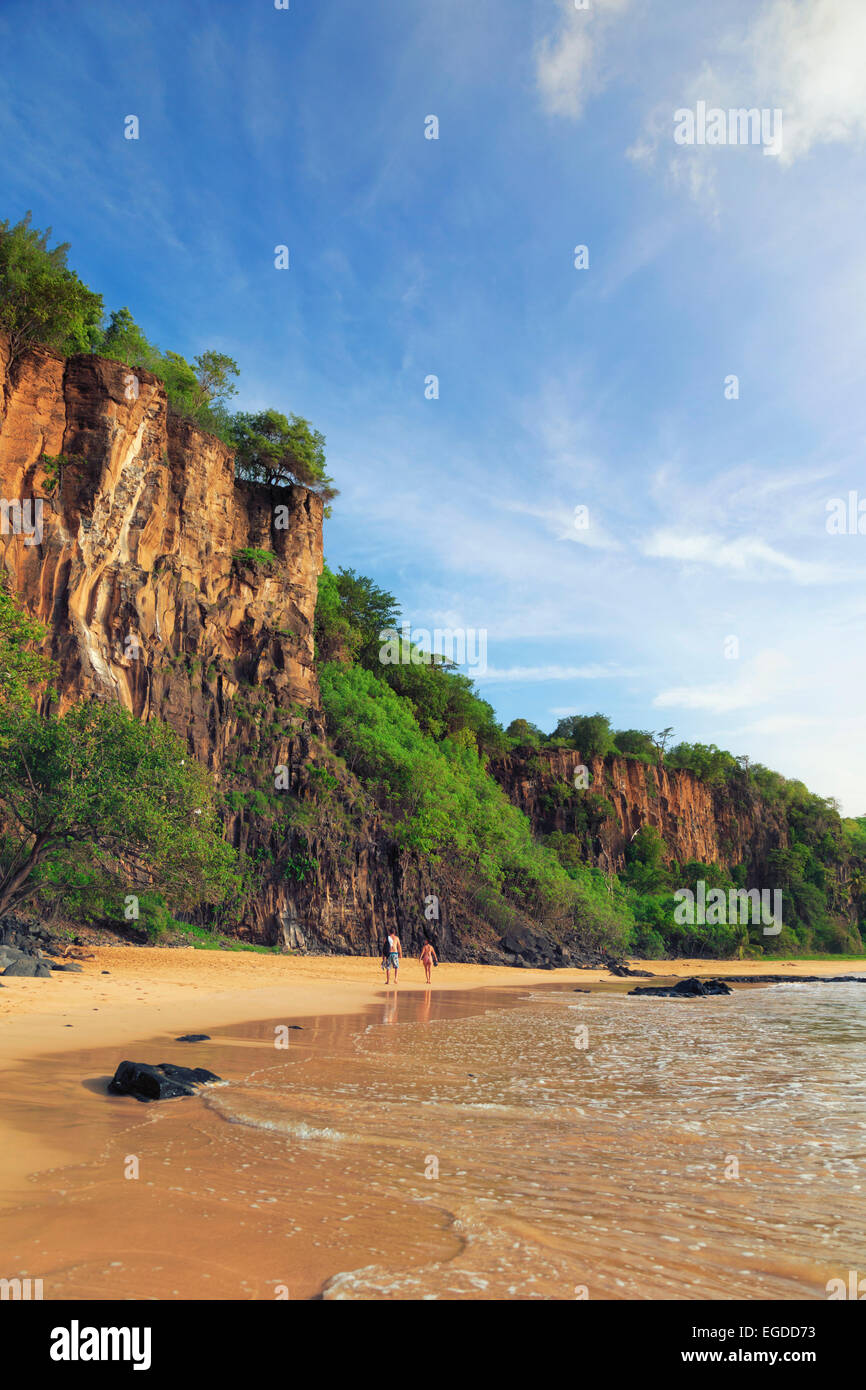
[197,983,866,1299]
[4,982,865,1300]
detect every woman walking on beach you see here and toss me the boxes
[420,940,438,984]
[383,931,402,983]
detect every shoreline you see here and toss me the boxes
[2,948,866,1300]
[2,946,865,1071]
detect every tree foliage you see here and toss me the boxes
[552,712,615,759]
[0,584,236,920]
[0,213,103,360]
[230,408,337,502]
[0,215,330,500]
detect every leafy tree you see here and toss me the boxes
[191,350,239,412]
[0,213,103,360]
[315,564,359,663]
[157,349,200,410]
[551,712,615,758]
[333,567,400,665]
[651,726,675,762]
[0,700,236,918]
[667,741,739,784]
[0,575,52,721]
[0,583,235,919]
[230,408,337,503]
[507,718,544,747]
[678,859,733,895]
[624,824,670,893]
[99,306,158,369]
[613,728,655,759]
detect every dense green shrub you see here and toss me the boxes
[0,213,103,359]
[320,661,630,948]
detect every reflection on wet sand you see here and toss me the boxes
[2,983,865,1300]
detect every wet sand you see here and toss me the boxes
[3,946,860,1067]
[1,949,864,1300]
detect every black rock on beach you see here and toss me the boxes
[107,1060,222,1102]
[629,977,733,998]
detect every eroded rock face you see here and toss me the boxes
[0,340,323,773]
[0,339,336,946]
[490,747,789,881]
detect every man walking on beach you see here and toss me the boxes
[383,930,402,983]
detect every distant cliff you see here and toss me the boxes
[490,746,788,877]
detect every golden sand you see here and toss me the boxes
[1,946,859,1069]
[1,949,863,1300]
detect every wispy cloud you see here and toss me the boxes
[745,0,866,166]
[643,530,838,585]
[475,663,632,684]
[503,500,622,551]
[653,649,792,714]
[535,0,632,119]
[628,0,866,208]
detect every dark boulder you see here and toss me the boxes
[175,1034,211,1042]
[0,915,56,953]
[50,962,84,973]
[499,925,559,968]
[107,1060,222,1102]
[3,958,53,978]
[629,976,733,998]
[722,974,866,985]
[609,963,655,978]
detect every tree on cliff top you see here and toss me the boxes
[0,213,103,360]
[99,306,158,370]
[230,409,338,505]
[613,728,655,759]
[506,719,544,747]
[100,310,240,432]
[552,713,615,759]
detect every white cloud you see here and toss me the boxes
[653,649,792,714]
[745,0,866,165]
[475,663,629,684]
[630,0,866,194]
[643,529,836,585]
[535,0,632,119]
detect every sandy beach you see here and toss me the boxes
[2,949,865,1301]
[2,946,862,1068]
[3,945,861,1061]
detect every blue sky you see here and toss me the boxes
[2,0,866,810]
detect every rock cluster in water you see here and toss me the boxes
[628,976,733,998]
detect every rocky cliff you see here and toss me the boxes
[0,342,855,958]
[490,747,790,880]
[0,343,508,959]
[0,339,321,751]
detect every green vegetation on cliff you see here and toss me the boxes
[0,581,236,929]
[315,564,865,959]
[316,565,631,953]
[0,213,336,504]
